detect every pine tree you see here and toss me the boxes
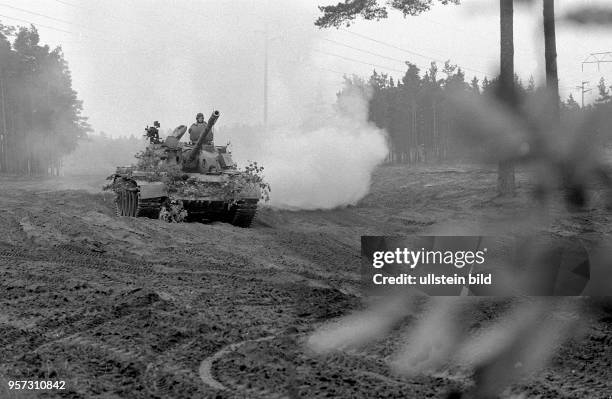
[470,76,480,95]
[315,0,460,28]
[481,76,492,94]
[564,93,580,111]
[526,75,536,93]
[596,77,611,104]
[398,63,422,163]
[0,21,90,175]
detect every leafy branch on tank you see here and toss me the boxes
[222,161,271,203]
[103,174,134,193]
[102,148,176,192]
[158,200,188,223]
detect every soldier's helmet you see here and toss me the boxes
[153,121,160,127]
[196,112,204,121]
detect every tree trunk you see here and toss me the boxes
[497,0,516,196]
[412,107,418,163]
[432,100,438,162]
[0,73,6,173]
[543,0,559,120]
[544,0,580,208]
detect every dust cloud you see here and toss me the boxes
[62,134,145,176]
[226,88,389,210]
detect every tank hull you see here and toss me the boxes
[112,170,260,227]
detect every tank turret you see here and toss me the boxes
[184,110,220,168]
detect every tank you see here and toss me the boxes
[109,111,261,227]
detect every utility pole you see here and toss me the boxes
[255,25,272,130]
[0,75,5,133]
[575,81,592,108]
[255,24,281,131]
[263,24,269,130]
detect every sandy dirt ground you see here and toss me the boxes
[0,165,611,398]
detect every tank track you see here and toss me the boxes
[136,197,165,219]
[228,201,258,228]
[115,185,258,227]
[115,186,164,219]
[115,187,139,217]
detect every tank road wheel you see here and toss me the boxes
[228,201,258,228]
[116,188,139,217]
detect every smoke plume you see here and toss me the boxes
[227,87,388,210]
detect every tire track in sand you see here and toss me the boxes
[198,335,277,391]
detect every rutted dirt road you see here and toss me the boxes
[0,165,610,398]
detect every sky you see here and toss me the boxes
[0,0,610,137]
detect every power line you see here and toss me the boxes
[0,13,74,34]
[339,27,491,77]
[419,15,533,57]
[0,3,97,29]
[0,3,222,63]
[51,0,181,32]
[53,0,79,7]
[318,66,350,76]
[388,16,500,61]
[321,38,408,64]
[321,37,488,79]
[0,3,74,26]
[303,63,350,77]
[0,12,206,64]
[340,28,437,61]
[52,0,121,20]
[319,38,440,76]
[313,49,405,74]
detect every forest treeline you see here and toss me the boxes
[0,22,90,175]
[338,61,612,164]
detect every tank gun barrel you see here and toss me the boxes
[186,110,220,163]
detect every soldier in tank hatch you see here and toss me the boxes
[188,112,213,145]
